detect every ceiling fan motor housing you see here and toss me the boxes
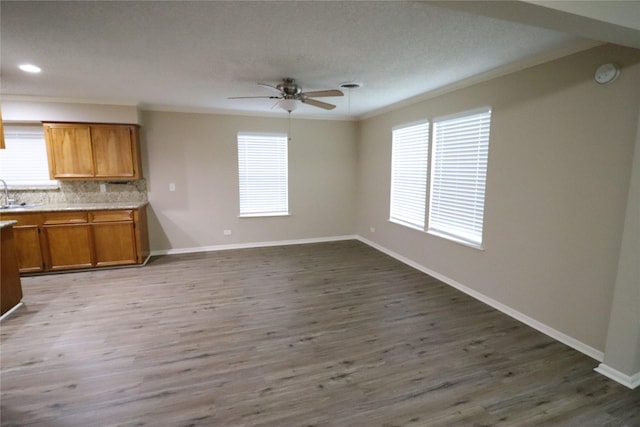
[278,78,302,98]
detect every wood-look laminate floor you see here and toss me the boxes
[1,240,638,427]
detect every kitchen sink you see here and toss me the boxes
[0,203,43,210]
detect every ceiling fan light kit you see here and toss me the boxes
[230,78,344,113]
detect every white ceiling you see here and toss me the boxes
[1,1,637,119]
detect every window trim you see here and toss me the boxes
[427,107,491,249]
[389,120,430,230]
[237,131,289,218]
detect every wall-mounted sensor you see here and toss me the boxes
[595,63,620,84]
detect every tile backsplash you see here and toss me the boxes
[9,180,148,205]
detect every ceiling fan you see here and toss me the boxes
[229,78,343,112]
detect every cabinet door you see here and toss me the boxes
[45,124,94,178]
[12,226,44,273]
[92,222,137,267]
[0,213,45,273]
[43,224,93,271]
[91,126,137,179]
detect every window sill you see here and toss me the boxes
[8,185,60,191]
[238,212,290,218]
[427,229,485,251]
[388,218,424,232]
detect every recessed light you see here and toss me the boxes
[19,64,41,73]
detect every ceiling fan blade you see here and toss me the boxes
[301,89,343,98]
[258,83,281,93]
[228,96,281,99]
[301,98,336,110]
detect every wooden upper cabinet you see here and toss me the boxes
[43,122,141,180]
[45,124,94,178]
[91,125,138,179]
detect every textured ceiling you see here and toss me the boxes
[0,1,598,119]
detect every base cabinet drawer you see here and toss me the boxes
[90,210,133,223]
[43,211,88,225]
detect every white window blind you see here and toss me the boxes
[389,121,429,229]
[429,108,491,246]
[237,132,288,217]
[0,125,58,187]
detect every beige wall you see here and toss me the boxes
[2,100,140,124]
[356,44,640,352]
[600,108,640,377]
[141,111,357,252]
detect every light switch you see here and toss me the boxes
[169,182,176,192]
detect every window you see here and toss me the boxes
[389,121,429,229]
[428,108,491,246]
[237,132,288,217]
[0,125,58,187]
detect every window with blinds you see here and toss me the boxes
[389,121,429,229]
[0,125,58,187]
[237,132,288,217]
[428,108,491,247]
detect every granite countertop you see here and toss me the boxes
[1,220,18,229]
[0,201,148,213]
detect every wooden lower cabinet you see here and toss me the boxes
[92,222,137,267]
[12,224,45,273]
[43,224,94,271]
[1,213,44,273]
[91,210,137,267]
[0,206,148,274]
[1,225,23,315]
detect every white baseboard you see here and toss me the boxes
[356,236,605,362]
[150,235,358,256]
[595,363,640,389]
[0,302,23,322]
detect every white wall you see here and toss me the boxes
[356,44,640,354]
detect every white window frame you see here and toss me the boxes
[237,132,289,217]
[389,121,429,230]
[428,107,491,248]
[0,124,58,188]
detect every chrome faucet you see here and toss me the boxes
[0,179,14,207]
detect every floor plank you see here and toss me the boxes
[1,240,638,426]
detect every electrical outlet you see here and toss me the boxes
[370,227,375,233]
[169,182,176,192]
[99,183,107,193]
[223,229,232,236]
